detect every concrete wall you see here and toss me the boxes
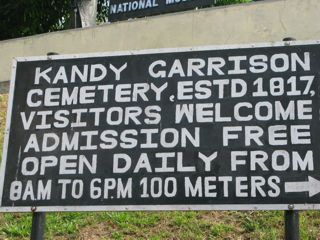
[0,0,319,87]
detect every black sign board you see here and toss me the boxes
[1,41,320,212]
[108,0,213,22]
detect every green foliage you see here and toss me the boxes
[0,0,109,40]
[46,212,90,236]
[210,223,233,237]
[0,1,72,40]
[1,210,319,240]
[0,214,32,239]
[97,1,109,24]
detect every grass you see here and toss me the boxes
[0,92,319,240]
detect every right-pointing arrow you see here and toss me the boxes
[285,176,320,197]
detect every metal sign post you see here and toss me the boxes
[285,209,299,240]
[31,211,46,240]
